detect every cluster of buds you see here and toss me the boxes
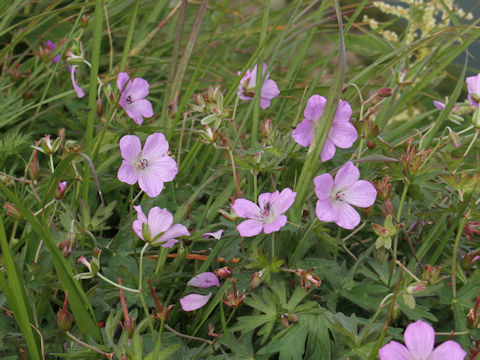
[295,268,322,291]
[75,248,101,280]
[198,125,219,145]
[401,138,431,177]
[464,221,480,242]
[191,86,231,130]
[56,291,72,331]
[147,278,174,323]
[422,264,442,285]
[4,202,23,221]
[373,175,394,217]
[36,42,55,63]
[467,293,480,330]
[221,278,246,308]
[0,175,14,187]
[372,215,400,250]
[58,231,76,257]
[118,279,135,338]
[280,313,298,328]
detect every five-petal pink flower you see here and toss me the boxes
[117,72,154,124]
[292,95,357,161]
[117,133,178,197]
[232,188,296,237]
[180,272,220,312]
[466,73,480,107]
[132,205,190,248]
[314,161,376,230]
[379,319,466,360]
[238,63,280,110]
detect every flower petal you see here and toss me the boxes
[180,293,212,312]
[431,340,466,360]
[258,192,274,212]
[125,99,154,124]
[138,173,164,198]
[466,74,480,107]
[343,180,377,208]
[188,272,220,288]
[333,99,352,123]
[117,72,131,93]
[333,201,361,230]
[313,174,334,200]
[271,188,296,214]
[433,100,445,110]
[304,95,327,122]
[132,205,147,240]
[161,238,178,248]
[148,207,173,239]
[232,199,262,219]
[142,133,169,158]
[329,121,358,149]
[202,230,224,240]
[70,66,85,98]
[378,341,412,360]
[292,118,315,147]
[237,219,264,237]
[129,77,150,100]
[145,156,178,183]
[320,137,336,162]
[263,215,287,234]
[404,320,435,359]
[334,161,360,190]
[120,135,141,162]
[260,79,280,109]
[315,198,338,223]
[155,224,190,245]
[117,161,138,185]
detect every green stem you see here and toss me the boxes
[48,154,54,174]
[138,291,156,337]
[393,182,409,262]
[452,212,468,299]
[271,233,275,259]
[119,0,140,72]
[96,272,139,293]
[138,243,149,291]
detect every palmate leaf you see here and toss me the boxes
[258,323,309,360]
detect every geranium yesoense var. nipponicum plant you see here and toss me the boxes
[292,94,357,162]
[232,188,296,237]
[117,133,177,197]
[133,205,190,247]
[314,161,376,229]
[117,72,154,124]
[180,272,220,311]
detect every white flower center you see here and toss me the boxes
[330,191,345,203]
[261,202,275,223]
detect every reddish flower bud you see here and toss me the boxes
[29,149,39,181]
[422,264,441,285]
[378,87,392,97]
[295,268,322,290]
[96,99,103,118]
[56,291,72,331]
[215,267,232,280]
[248,270,264,291]
[55,181,67,199]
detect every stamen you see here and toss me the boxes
[138,158,149,169]
[126,95,133,104]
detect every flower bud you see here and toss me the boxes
[96,99,103,118]
[378,87,392,97]
[4,203,23,221]
[406,282,426,295]
[422,264,441,285]
[55,181,67,199]
[62,140,84,154]
[248,270,263,291]
[29,149,39,180]
[56,291,72,331]
[391,303,401,321]
[447,128,461,149]
[215,267,232,280]
[80,13,90,28]
[281,316,289,327]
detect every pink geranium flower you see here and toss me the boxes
[117,133,177,197]
[66,51,85,98]
[379,319,466,360]
[202,229,224,240]
[466,73,480,107]
[232,188,296,237]
[117,72,153,124]
[292,95,357,162]
[132,205,190,248]
[237,63,280,110]
[180,272,220,312]
[314,161,376,229]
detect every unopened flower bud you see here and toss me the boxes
[378,87,392,97]
[29,149,39,180]
[248,270,263,291]
[55,181,67,199]
[215,267,232,280]
[287,313,298,323]
[406,281,426,295]
[4,203,23,221]
[447,128,461,149]
[96,99,103,118]
[260,119,273,138]
[63,140,83,154]
[56,291,72,331]
[422,264,441,285]
[281,316,289,327]
[391,303,401,321]
[80,13,90,28]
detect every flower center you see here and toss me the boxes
[331,191,345,203]
[126,95,133,104]
[137,158,149,169]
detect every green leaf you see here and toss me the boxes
[259,323,308,360]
